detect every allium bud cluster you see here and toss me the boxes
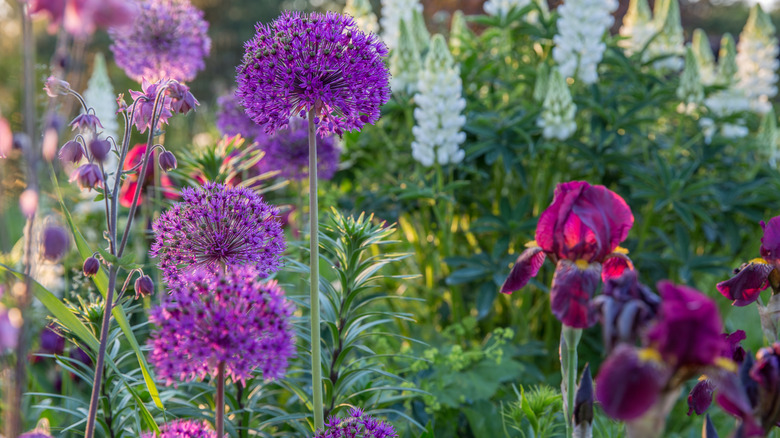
[552,0,617,85]
[411,35,466,167]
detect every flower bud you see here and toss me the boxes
[42,226,70,262]
[69,113,103,133]
[167,83,199,114]
[88,138,111,162]
[58,140,85,164]
[19,189,38,218]
[134,275,154,299]
[159,150,177,172]
[82,257,100,277]
[70,163,103,190]
[0,117,11,158]
[42,127,59,161]
[44,76,71,97]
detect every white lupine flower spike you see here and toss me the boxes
[700,34,751,143]
[677,46,704,114]
[758,108,779,167]
[646,0,684,72]
[411,34,467,167]
[552,0,617,85]
[449,10,471,56]
[410,9,430,53]
[83,53,119,142]
[389,19,423,95]
[538,68,577,141]
[692,29,716,85]
[619,0,655,56]
[380,0,422,51]
[344,0,379,34]
[736,4,779,114]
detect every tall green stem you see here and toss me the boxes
[308,109,324,430]
[215,361,225,437]
[561,326,582,437]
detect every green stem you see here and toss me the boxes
[308,109,324,431]
[561,326,582,436]
[216,361,225,437]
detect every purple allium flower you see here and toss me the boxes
[257,117,341,181]
[127,79,175,133]
[109,0,211,83]
[216,91,268,142]
[150,182,285,284]
[501,181,635,328]
[236,11,391,137]
[718,217,780,306]
[141,419,217,438]
[148,267,295,385]
[313,407,398,438]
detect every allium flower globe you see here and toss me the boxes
[314,407,398,438]
[150,182,285,283]
[148,268,295,385]
[256,118,342,181]
[109,0,211,83]
[236,11,391,136]
[216,91,268,142]
[141,419,216,438]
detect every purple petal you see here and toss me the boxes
[595,345,664,420]
[500,246,546,294]
[717,261,773,307]
[550,259,600,328]
[536,181,588,256]
[687,379,714,416]
[572,183,634,261]
[601,252,634,283]
[761,217,780,269]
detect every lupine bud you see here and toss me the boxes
[380,0,423,51]
[449,10,471,57]
[537,69,577,140]
[42,226,70,262]
[88,138,111,162]
[159,150,177,172]
[70,163,103,190]
[19,189,38,218]
[58,140,85,164]
[692,29,717,85]
[619,0,654,56]
[83,53,119,141]
[647,0,685,72]
[410,9,430,53]
[82,257,100,277]
[134,275,154,299]
[677,46,705,114]
[44,76,71,97]
[717,34,739,86]
[757,108,779,168]
[736,4,779,114]
[389,20,422,95]
[552,0,617,84]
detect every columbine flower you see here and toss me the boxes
[501,181,634,328]
[109,0,211,83]
[44,76,71,97]
[552,0,617,85]
[379,0,422,51]
[256,117,341,181]
[150,182,285,283]
[344,0,379,34]
[83,53,119,142]
[537,69,577,140]
[236,11,391,137]
[29,0,135,38]
[313,407,398,438]
[717,217,780,306]
[216,90,268,142]
[58,140,85,164]
[646,0,685,72]
[692,29,717,86]
[69,113,103,134]
[736,4,779,114]
[127,80,174,133]
[118,144,178,207]
[410,34,466,167]
[70,163,103,190]
[148,267,295,385]
[676,47,704,114]
[618,0,655,56]
[141,419,216,438]
[388,20,422,95]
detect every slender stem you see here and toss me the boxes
[561,326,582,437]
[85,264,120,438]
[308,109,324,431]
[216,361,225,437]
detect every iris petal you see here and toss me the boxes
[500,246,546,294]
[716,261,773,307]
[550,259,600,328]
[595,345,663,420]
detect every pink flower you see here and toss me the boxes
[501,181,634,328]
[29,0,136,38]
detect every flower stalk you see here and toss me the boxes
[216,361,225,437]
[561,326,582,436]
[309,108,324,430]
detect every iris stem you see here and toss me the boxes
[308,108,324,430]
[216,361,225,437]
[561,326,582,436]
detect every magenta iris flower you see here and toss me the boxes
[236,11,391,136]
[313,407,398,438]
[150,182,285,284]
[148,267,295,385]
[109,0,211,83]
[501,181,634,328]
[717,217,780,306]
[141,419,216,438]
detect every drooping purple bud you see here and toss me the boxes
[687,379,715,416]
[82,257,100,277]
[58,140,85,164]
[44,76,71,97]
[134,275,154,299]
[42,226,69,261]
[159,150,177,172]
[69,113,103,133]
[40,324,65,355]
[167,83,199,114]
[70,163,103,191]
[88,138,111,162]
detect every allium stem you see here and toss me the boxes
[561,326,582,436]
[308,108,324,430]
[216,361,225,437]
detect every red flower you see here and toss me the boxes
[119,144,178,208]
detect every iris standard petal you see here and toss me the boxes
[573,183,634,261]
[500,246,546,294]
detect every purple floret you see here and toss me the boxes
[148,267,295,386]
[141,419,217,438]
[150,182,285,284]
[314,407,398,438]
[256,117,341,181]
[236,11,391,137]
[109,0,211,83]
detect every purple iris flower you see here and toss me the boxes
[501,181,634,328]
[717,217,780,306]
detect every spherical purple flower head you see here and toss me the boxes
[236,11,391,137]
[148,267,295,385]
[109,0,211,83]
[150,182,285,284]
[141,419,217,438]
[257,117,341,181]
[313,407,398,438]
[216,91,268,142]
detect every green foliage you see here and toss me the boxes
[502,385,564,438]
